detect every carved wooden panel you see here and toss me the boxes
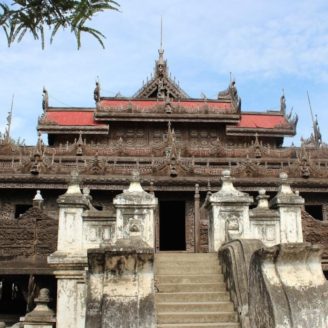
[185,200,194,252]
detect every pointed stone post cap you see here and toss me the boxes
[57,170,89,208]
[256,189,270,209]
[33,190,44,209]
[126,170,144,193]
[209,169,253,204]
[66,170,82,195]
[278,172,293,194]
[221,169,235,191]
[270,172,304,207]
[24,288,55,322]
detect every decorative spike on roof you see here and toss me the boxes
[42,87,48,111]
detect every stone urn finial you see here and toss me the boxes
[65,169,82,195]
[24,288,55,323]
[127,170,144,192]
[278,172,293,194]
[132,170,141,183]
[220,169,235,191]
[256,188,270,209]
[33,190,44,209]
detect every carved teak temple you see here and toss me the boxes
[1,47,328,327]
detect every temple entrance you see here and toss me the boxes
[159,201,186,251]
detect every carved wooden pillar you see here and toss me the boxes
[194,184,200,253]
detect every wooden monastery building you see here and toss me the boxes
[0,46,328,324]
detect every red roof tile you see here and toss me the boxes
[237,114,288,129]
[44,111,104,126]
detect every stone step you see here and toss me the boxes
[156,301,234,312]
[157,323,240,328]
[157,312,239,324]
[155,292,231,303]
[156,265,221,275]
[156,253,218,261]
[156,274,224,284]
[157,282,226,293]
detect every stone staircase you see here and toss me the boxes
[155,252,240,328]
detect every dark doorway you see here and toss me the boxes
[159,201,186,251]
[305,205,323,221]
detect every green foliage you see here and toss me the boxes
[0,0,119,49]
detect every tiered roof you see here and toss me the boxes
[37,46,297,140]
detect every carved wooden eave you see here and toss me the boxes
[38,125,109,135]
[95,98,240,123]
[226,127,296,137]
[1,171,328,193]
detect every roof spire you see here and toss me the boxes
[158,16,165,67]
[160,16,163,51]
[4,94,14,142]
[307,91,322,147]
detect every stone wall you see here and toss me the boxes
[0,206,57,260]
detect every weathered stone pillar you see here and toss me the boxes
[113,171,158,248]
[48,171,90,328]
[86,243,155,328]
[20,288,56,328]
[85,172,157,328]
[270,172,304,243]
[206,170,253,252]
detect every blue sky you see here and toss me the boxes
[1,0,328,145]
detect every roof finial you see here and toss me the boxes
[4,94,14,142]
[280,89,286,115]
[307,91,322,147]
[160,16,163,51]
[42,87,48,111]
[158,16,165,62]
[94,78,100,103]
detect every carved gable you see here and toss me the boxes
[134,48,189,99]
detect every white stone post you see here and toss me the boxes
[48,171,89,328]
[206,170,253,252]
[270,172,304,243]
[113,171,158,247]
[249,189,280,247]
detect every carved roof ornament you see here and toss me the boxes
[94,81,100,103]
[42,87,48,111]
[3,95,14,144]
[302,92,322,148]
[251,133,262,158]
[76,131,84,156]
[280,89,286,115]
[217,79,241,112]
